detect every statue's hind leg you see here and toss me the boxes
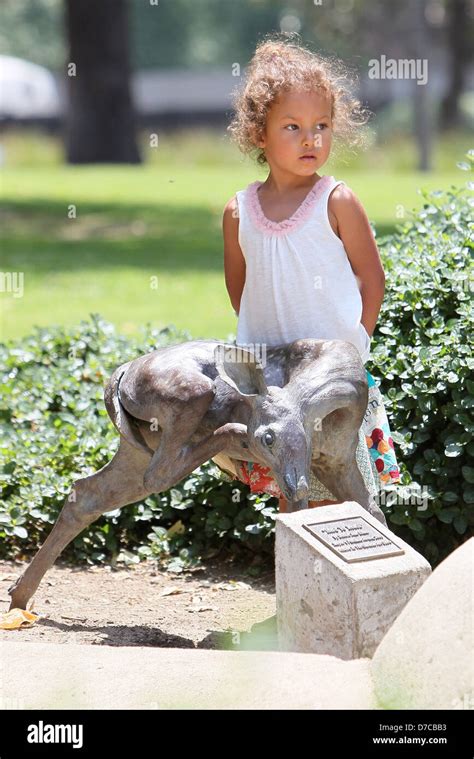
[8,439,152,610]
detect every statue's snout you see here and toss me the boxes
[283,469,309,501]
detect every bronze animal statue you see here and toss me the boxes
[8,337,385,611]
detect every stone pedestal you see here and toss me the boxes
[275,501,431,659]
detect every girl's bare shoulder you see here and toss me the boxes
[327,183,370,238]
[222,195,241,234]
[328,183,365,214]
[223,195,239,217]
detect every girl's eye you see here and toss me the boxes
[284,123,328,131]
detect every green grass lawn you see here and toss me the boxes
[1,129,470,341]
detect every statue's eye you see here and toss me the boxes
[263,430,275,446]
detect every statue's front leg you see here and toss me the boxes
[284,496,309,513]
[143,423,248,493]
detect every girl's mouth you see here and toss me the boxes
[299,155,316,161]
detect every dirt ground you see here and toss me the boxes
[0,558,278,650]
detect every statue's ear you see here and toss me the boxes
[214,344,268,397]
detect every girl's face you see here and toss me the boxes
[257,89,333,176]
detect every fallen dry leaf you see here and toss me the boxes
[234,581,252,590]
[0,608,39,630]
[166,520,185,537]
[159,586,187,597]
[214,582,239,592]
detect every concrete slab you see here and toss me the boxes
[0,641,377,710]
[372,538,474,710]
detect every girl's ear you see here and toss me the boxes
[250,125,266,149]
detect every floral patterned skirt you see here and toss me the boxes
[237,369,401,500]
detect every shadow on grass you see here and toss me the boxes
[1,199,224,273]
[2,198,399,276]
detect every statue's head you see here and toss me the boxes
[214,344,311,502]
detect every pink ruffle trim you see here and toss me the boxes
[246,175,333,236]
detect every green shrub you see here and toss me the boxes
[370,150,473,565]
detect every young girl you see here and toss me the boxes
[222,36,401,513]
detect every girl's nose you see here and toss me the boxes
[302,132,316,146]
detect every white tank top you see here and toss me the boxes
[235,175,371,364]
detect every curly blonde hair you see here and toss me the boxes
[227,33,371,166]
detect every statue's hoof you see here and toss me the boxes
[8,594,29,612]
[372,508,388,527]
[286,498,308,513]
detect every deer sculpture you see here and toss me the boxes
[8,337,385,611]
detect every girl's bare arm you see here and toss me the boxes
[328,185,385,337]
[222,196,246,315]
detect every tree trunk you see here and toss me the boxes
[412,0,432,171]
[439,0,470,130]
[64,0,141,164]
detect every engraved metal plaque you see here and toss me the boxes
[303,516,404,563]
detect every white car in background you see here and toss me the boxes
[0,54,61,120]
